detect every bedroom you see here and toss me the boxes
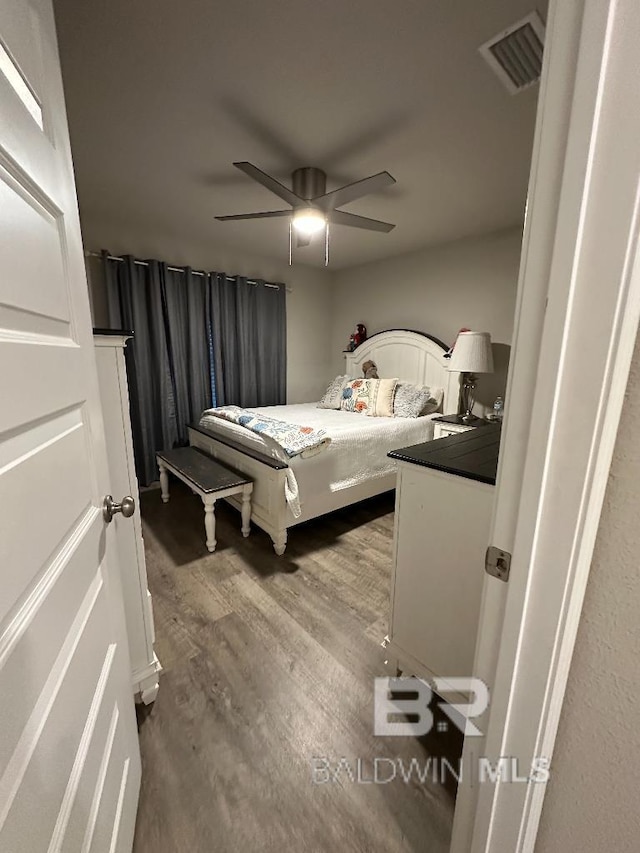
[5,0,640,852]
[59,0,538,845]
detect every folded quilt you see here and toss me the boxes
[200,406,331,459]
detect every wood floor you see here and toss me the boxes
[134,481,461,853]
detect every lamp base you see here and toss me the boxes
[459,373,478,421]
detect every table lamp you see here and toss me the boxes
[448,331,494,422]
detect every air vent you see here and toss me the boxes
[479,11,545,95]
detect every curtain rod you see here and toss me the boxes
[84,251,291,292]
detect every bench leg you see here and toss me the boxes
[203,498,217,552]
[272,529,287,556]
[241,486,252,538]
[158,461,170,503]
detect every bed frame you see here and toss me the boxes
[188,329,460,554]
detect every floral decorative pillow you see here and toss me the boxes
[318,375,351,409]
[393,383,444,418]
[340,378,398,417]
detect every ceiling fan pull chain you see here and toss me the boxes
[325,221,330,267]
[288,220,292,267]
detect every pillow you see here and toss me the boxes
[318,375,350,409]
[340,378,398,417]
[393,383,444,418]
[423,386,444,415]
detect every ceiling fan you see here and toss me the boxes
[215,162,396,262]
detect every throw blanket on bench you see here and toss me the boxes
[201,406,331,458]
[199,407,332,518]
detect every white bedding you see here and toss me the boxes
[199,403,439,520]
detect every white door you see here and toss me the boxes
[0,1,141,851]
[449,0,587,846]
[451,0,640,850]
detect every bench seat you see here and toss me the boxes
[156,447,253,552]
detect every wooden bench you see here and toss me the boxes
[156,447,253,552]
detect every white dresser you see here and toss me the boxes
[386,429,499,696]
[94,332,161,704]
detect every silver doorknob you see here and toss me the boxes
[103,494,136,523]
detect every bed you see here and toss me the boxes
[188,329,460,554]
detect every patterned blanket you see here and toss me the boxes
[200,406,331,459]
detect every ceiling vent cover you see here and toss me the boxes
[479,11,545,95]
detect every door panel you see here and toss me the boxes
[59,675,136,853]
[0,164,69,323]
[1,413,92,622]
[1,574,120,848]
[0,0,140,850]
[0,517,107,770]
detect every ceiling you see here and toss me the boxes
[53,0,545,270]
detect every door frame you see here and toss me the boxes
[454,0,640,850]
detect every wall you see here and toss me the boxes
[82,213,334,403]
[330,227,523,411]
[534,330,640,851]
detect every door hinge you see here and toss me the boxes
[485,546,511,582]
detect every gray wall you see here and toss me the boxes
[535,330,640,851]
[330,227,523,412]
[82,215,333,404]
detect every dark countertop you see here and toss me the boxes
[389,425,501,485]
[93,327,134,337]
[431,413,488,427]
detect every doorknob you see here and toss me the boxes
[103,494,136,523]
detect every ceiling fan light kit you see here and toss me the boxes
[215,161,396,266]
[292,207,326,235]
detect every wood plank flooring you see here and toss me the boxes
[134,481,462,853]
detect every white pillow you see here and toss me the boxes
[393,383,444,418]
[423,386,444,415]
[317,375,350,409]
[339,378,398,417]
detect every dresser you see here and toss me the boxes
[94,332,161,704]
[386,428,500,697]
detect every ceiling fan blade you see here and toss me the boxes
[233,161,304,207]
[328,209,395,232]
[313,171,396,211]
[215,210,291,222]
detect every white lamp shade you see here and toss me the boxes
[448,331,494,373]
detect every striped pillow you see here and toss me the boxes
[340,378,398,417]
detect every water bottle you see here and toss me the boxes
[492,396,504,421]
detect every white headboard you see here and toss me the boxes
[344,329,460,415]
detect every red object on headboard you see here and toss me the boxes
[354,324,367,347]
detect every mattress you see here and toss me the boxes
[199,403,439,520]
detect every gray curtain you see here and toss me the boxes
[162,266,212,442]
[104,254,212,485]
[105,255,177,486]
[105,255,286,485]
[209,273,287,407]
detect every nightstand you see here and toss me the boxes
[432,414,489,440]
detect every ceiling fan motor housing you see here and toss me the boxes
[291,167,327,202]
